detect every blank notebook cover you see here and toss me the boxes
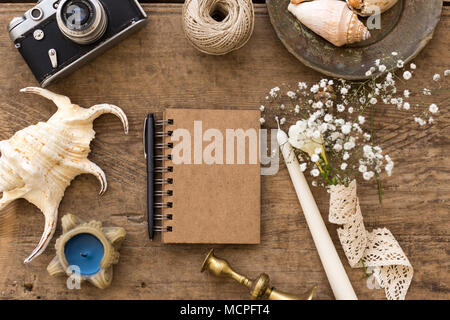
[161,108,260,244]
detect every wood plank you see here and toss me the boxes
[0,3,448,300]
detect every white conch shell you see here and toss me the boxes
[0,87,128,263]
[288,0,371,47]
[347,0,399,17]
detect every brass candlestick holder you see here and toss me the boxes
[201,249,316,300]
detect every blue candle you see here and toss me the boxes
[64,233,105,276]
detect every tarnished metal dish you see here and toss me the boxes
[266,0,443,80]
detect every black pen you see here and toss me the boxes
[144,114,155,240]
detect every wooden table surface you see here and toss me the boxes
[0,2,448,300]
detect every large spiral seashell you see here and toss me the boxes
[0,87,128,263]
[288,0,371,47]
[347,0,399,17]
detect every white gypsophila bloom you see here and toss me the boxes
[363,133,371,141]
[294,105,300,113]
[311,169,320,177]
[341,163,348,170]
[403,71,412,80]
[330,132,340,141]
[341,123,352,135]
[359,164,368,173]
[326,100,333,108]
[359,97,366,104]
[429,117,434,124]
[370,97,377,105]
[375,59,380,66]
[315,147,322,155]
[410,63,416,69]
[414,117,426,126]
[429,104,439,113]
[328,80,334,86]
[312,180,318,187]
[423,88,432,95]
[280,104,285,110]
[379,65,387,72]
[348,107,354,114]
[280,117,286,125]
[365,70,372,77]
[444,70,450,76]
[333,144,343,152]
[344,141,355,150]
[287,91,296,99]
[340,87,348,95]
[363,171,375,181]
[337,104,345,112]
[392,51,398,56]
[397,60,404,68]
[403,102,410,110]
[404,90,410,98]
[324,114,333,122]
[311,154,320,162]
[300,163,307,172]
[343,152,350,160]
[433,74,441,81]
[269,87,280,97]
[259,105,265,112]
[310,84,319,93]
[358,116,366,125]
[298,82,308,90]
[260,117,265,125]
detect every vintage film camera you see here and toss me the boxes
[8,0,147,87]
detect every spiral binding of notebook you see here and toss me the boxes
[144,114,174,239]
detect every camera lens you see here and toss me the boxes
[56,0,107,45]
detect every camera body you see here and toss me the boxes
[8,0,147,87]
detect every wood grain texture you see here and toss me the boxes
[0,3,448,300]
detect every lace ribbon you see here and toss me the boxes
[329,180,413,300]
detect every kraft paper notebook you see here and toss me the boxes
[151,108,260,244]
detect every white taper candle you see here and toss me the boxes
[277,127,357,300]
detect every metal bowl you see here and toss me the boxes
[266,0,443,80]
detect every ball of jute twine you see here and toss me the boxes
[182,0,255,55]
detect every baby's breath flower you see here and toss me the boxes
[370,97,377,105]
[410,63,416,69]
[348,107,354,114]
[287,91,296,99]
[298,82,308,90]
[300,163,307,172]
[363,171,375,181]
[414,117,426,126]
[280,117,286,125]
[341,123,352,135]
[444,70,450,77]
[403,71,412,80]
[280,104,285,110]
[429,104,438,114]
[397,60,404,68]
[259,105,265,112]
[343,152,350,161]
[333,143,343,152]
[403,90,410,98]
[259,117,265,125]
[375,59,381,66]
[392,51,398,56]
[358,116,366,125]
[340,87,348,95]
[423,88,432,96]
[379,65,387,72]
[337,104,345,112]
[311,154,320,162]
[359,164,368,173]
[403,102,410,110]
[433,74,441,81]
[311,168,320,177]
[310,84,319,93]
[365,70,372,77]
[341,163,348,170]
[294,105,300,113]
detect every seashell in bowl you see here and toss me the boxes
[288,0,371,47]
